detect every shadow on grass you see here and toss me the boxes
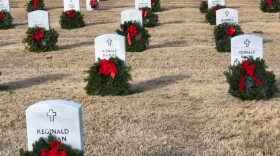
[1,73,68,90]
[13,21,28,27]
[149,40,186,49]
[144,149,194,156]
[86,20,116,26]
[46,6,64,10]
[0,42,17,47]
[161,6,186,11]
[59,41,94,50]
[131,74,189,93]
[159,21,185,26]
[0,85,9,92]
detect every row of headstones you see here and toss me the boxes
[0,0,152,30]
[206,0,263,65]
[0,0,153,13]
[27,6,147,31]
[23,0,156,152]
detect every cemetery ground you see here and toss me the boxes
[1,0,280,155]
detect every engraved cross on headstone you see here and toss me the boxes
[107,38,112,46]
[225,11,229,17]
[47,109,56,122]
[244,39,250,47]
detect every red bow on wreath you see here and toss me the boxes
[239,60,264,92]
[90,0,99,8]
[266,0,273,8]
[227,26,236,37]
[41,141,68,156]
[33,0,39,8]
[32,28,44,45]
[0,12,6,22]
[214,7,221,14]
[141,9,148,17]
[66,10,76,19]
[99,59,118,79]
[127,26,138,46]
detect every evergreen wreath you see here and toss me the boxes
[260,0,280,13]
[27,0,45,12]
[214,23,244,52]
[19,135,83,156]
[141,7,159,27]
[224,58,278,101]
[199,0,208,13]
[151,0,161,12]
[60,10,85,29]
[22,27,59,52]
[116,21,150,52]
[85,57,132,96]
[0,10,13,29]
[205,5,226,25]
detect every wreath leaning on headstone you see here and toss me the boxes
[199,0,208,13]
[205,5,226,25]
[151,0,161,12]
[27,0,45,12]
[214,23,244,52]
[260,0,280,13]
[224,58,278,101]
[19,135,83,156]
[0,10,13,29]
[116,21,150,52]
[60,10,85,29]
[85,57,132,96]
[141,7,159,27]
[22,26,59,52]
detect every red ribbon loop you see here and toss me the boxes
[215,7,221,14]
[239,60,264,92]
[90,0,99,7]
[41,141,68,156]
[66,10,76,19]
[99,59,118,79]
[33,0,39,8]
[141,9,148,17]
[227,27,236,37]
[127,26,138,46]
[0,12,6,22]
[31,28,44,45]
[266,0,273,8]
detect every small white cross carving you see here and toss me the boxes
[244,39,250,47]
[107,38,112,46]
[225,11,229,17]
[47,109,56,122]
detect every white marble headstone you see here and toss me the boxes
[26,100,84,151]
[135,0,151,9]
[208,0,225,9]
[231,34,263,65]
[86,0,100,11]
[216,8,238,25]
[64,0,80,11]
[0,0,10,12]
[121,9,143,27]
[28,10,50,30]
[95,34,126,62]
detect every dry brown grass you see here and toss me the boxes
[1,0,280,155]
